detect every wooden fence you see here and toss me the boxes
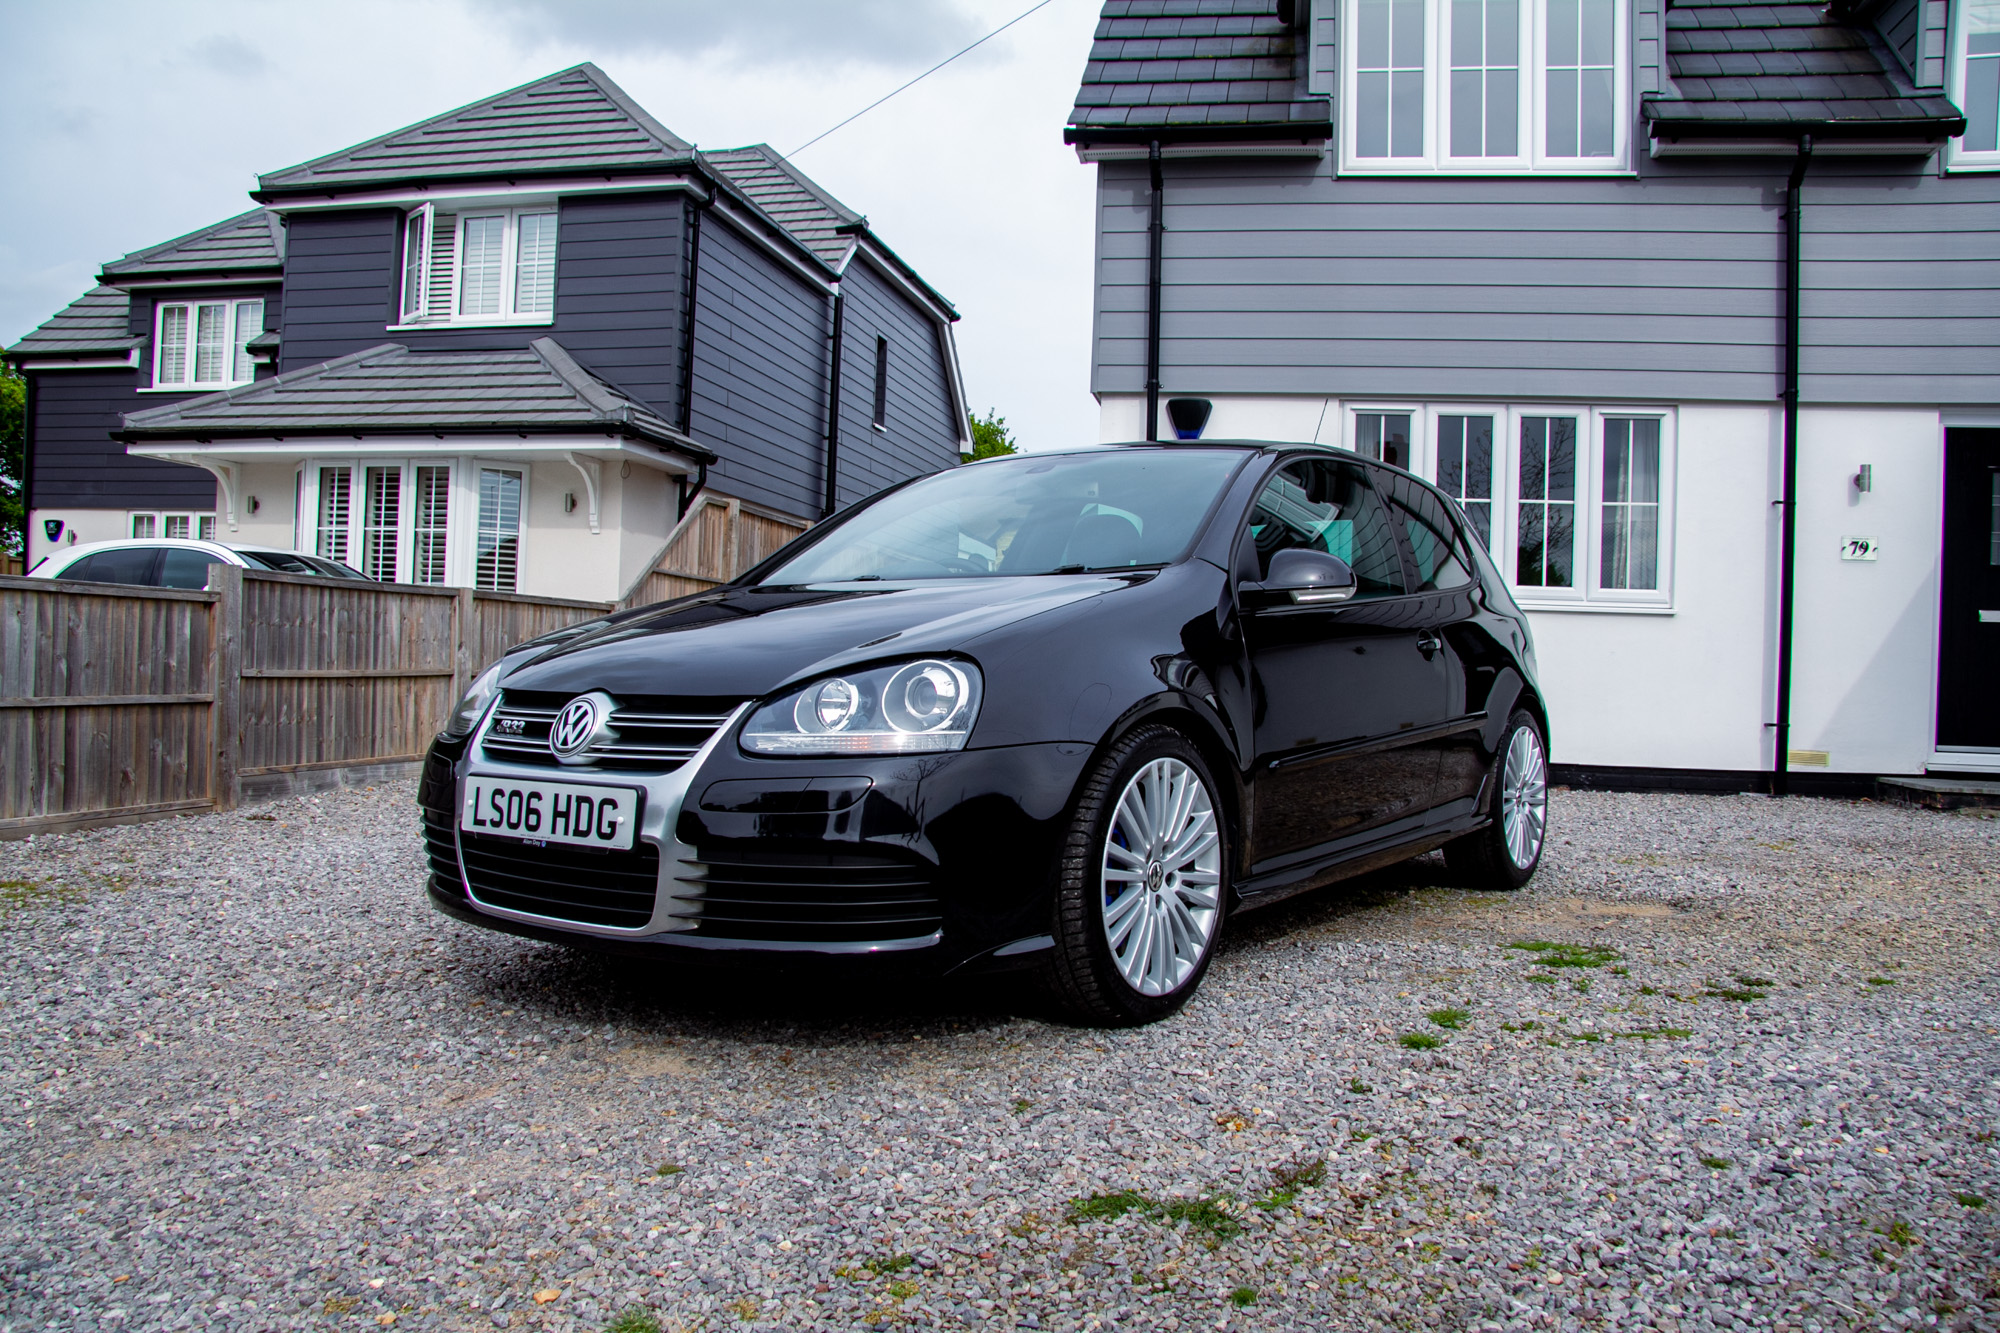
[620,495,810,609]
[0,571,612,837]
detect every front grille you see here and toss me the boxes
[672,848,941,943]
[480,692,737,771]
[460,833,662,929]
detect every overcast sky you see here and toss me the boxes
[0,0,1106,451]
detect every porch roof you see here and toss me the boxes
[113,338,715,464]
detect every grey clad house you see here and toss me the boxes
[7,64,968,602]
[1067,0,2000,784]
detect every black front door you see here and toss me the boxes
[1238,457,1448,870]
[1939,428,2000,749]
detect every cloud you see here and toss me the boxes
[185,34,271,77]
[485,0,982,67]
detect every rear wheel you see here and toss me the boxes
[1040,725,1228,1026]
[1444,710,1548,891]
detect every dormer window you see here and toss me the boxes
[396,204,558,327]
[1341,0,1628,174]
[153,298,263,390]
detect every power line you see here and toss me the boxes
[787,0,1060,157]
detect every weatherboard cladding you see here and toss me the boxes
[1647,0,1963,128]
[100,208,284,280]
[6,287,140,357]
[274,197,686,418]
[685,216,834,518]
[256,65,692,194]
[833,260,961,509]
[31,373,217,509]
[1091,157,2000,407]
[1069,0,1331,134]
[705,146,862,268]
[117,339,686,444]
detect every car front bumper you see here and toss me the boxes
[418,722,1095,974]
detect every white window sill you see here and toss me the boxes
[1944,158,2000,173]
[387,315,555,332]
[137,383,253,394]
[1516,599,1674,615]
[1337,163,1637,178]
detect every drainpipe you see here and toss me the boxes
[822,290,846,517]
[1144,140,1165,443]
[674,191,712,523]
[1771,135,1812,797]
[676,194,708,438]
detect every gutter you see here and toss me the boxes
[1145,141,1165,443]
[1771,135,1812,798]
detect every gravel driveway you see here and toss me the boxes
[1,783,1995,1333]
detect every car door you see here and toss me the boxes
[1238,456,1450,870]
[1380,470,1491,811]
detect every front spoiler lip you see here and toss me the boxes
[428,878,945,957]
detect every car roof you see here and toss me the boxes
[43,538,244,561]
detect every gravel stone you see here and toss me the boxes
[0,784,1995,1331]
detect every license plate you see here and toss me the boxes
[459,776,640,850]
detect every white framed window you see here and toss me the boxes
[395,206,558,328]
[1341,0,1627,174]
[1343,404,1423,470]
[130,512,217,541]
[1331,402,1674,607]
[303,460,464,586]
[475,466,525,592]
[152,299,264,390]
[1949,0,2000,170]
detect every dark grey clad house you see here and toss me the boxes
[1067,0,2000,783]
[7,64,968,602]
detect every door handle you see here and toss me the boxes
[1416,631,1443,659]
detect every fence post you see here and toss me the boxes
[726,497,743,579]
[209,564,242,812]
[453,586,478,703]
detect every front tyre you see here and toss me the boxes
[1040,725,1228,1027]
[1444,709,1549,891]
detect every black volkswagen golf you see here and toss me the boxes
[420,442,1549,1025]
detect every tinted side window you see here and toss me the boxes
[1388,482,1475,592]
[1242,459,1406,598]
[160,549,228,589]
[57,548,160,586]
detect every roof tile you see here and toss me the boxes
[5,286,140,360]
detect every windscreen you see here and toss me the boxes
[759,449,1247,583]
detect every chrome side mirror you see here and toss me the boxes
[1241,548,1358,608]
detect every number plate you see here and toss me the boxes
[459,776,640,850]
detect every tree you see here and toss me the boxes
[0,364,22,558]
[962,408,1019,463]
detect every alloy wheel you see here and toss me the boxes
[1500,726,1549,869]
[1100,757,1222,996]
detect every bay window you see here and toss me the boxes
[1950,0,2000,168]
[396,205,559,327]
[1338,402,1673,607]
[153,299,264,390]
[304,460,509,587]
[1343,0,1627,172]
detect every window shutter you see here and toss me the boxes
[427,212,457,321]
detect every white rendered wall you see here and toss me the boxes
[1525,404,1777,771]
[517,460,621,602]
[1784,408,1943,775]
[26,509,128,568]
[1096,395,1815,772]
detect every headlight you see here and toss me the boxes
[441,660,508,738]
[742,658,983,755]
